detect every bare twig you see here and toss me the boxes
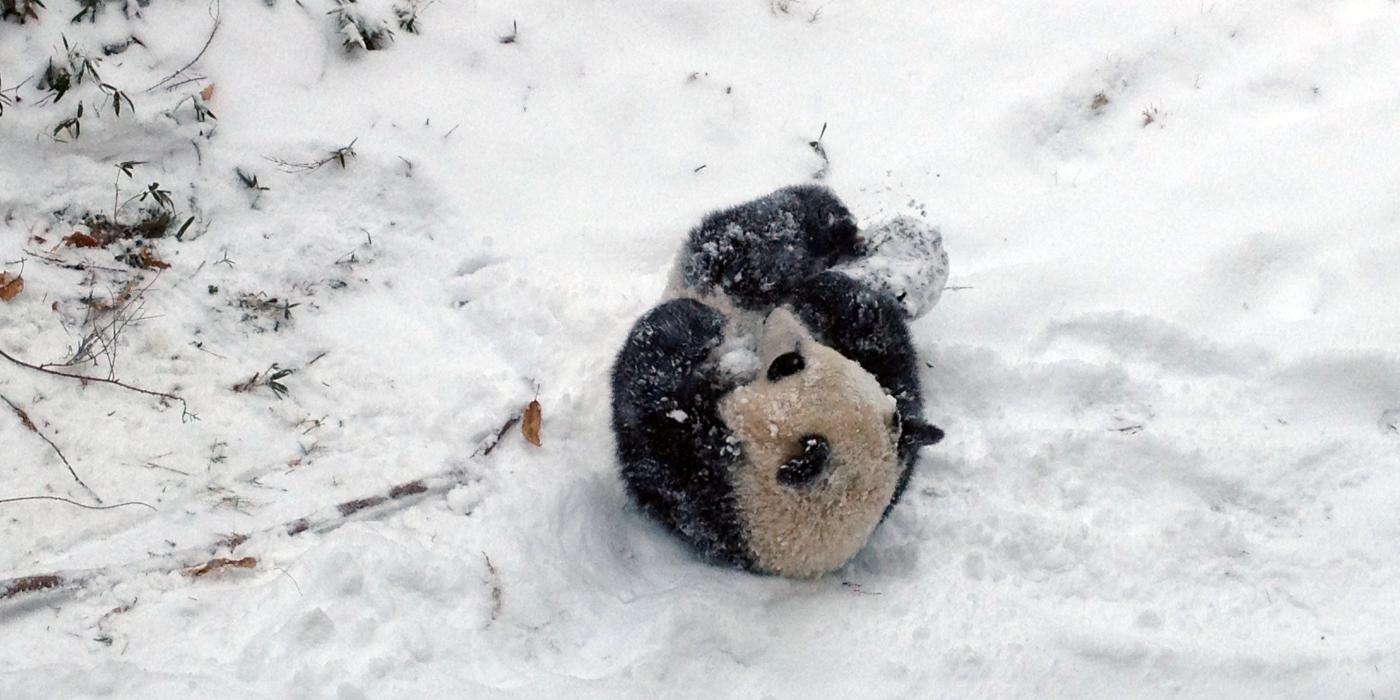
[0,393,102,502]
[474,414,520,457]
[265,139,358,174]
[483,552,503,623]
[0,347,193,421]
[49,273,162,379]
[809,122,829,179]
[0,496,155,512]
[145,0,222,93]
[23,250,128,274]
[95,598,137,645]
[841,581,882,595]
[141,461,191,476]
[498,19,518,44]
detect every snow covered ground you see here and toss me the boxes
[2,0,1399,696]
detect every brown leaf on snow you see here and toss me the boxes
[134,247,171,270]
[200,84,215,102]
[63,232,102,248]
[0,273,23,302]
[183,556,257,577]
[87,279,139,312]
[522,400,542,446]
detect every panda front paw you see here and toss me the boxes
[679,185,861,310]
[777,434,832,487]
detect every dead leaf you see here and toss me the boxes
[200,84,215,102]
[135,247,171,270]
[0,273,23,302]
[87,278,138,312]
[183,556,257,577]
[63,232,102,248]
[522,400,542,446]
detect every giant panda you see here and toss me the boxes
[611,185,945,578]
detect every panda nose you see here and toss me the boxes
[777,435,832,487]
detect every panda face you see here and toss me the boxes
[718,309,902,578]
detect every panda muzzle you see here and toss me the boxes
[776,434,832,487]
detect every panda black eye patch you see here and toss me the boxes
[766,351,805,381]
[777,435,831,487]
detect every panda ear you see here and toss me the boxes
[777,435,831,487]
[901,420,945,449]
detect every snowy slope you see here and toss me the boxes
[2,0,1399,697]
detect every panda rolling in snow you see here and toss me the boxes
[611,185,947,578]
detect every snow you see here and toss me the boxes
[2,0,1399,697]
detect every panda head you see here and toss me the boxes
[718,308,902,578]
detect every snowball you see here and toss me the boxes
[836,215,950,320]
[716,347,760,382]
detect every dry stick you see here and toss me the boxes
[1,403,529,606]
[0,347,192,421]
[0,393,103,503]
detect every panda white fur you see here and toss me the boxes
[610,185,945,578]
[719,308,904,577]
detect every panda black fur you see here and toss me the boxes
[611,298,757,569]
[786,270,946,506]
[611,185,943,577]
[673,184,863,311]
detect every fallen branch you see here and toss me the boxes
[1,393,102,503]
[0,347,193,421]
[0,468,467,606]
[0,401,531,608]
